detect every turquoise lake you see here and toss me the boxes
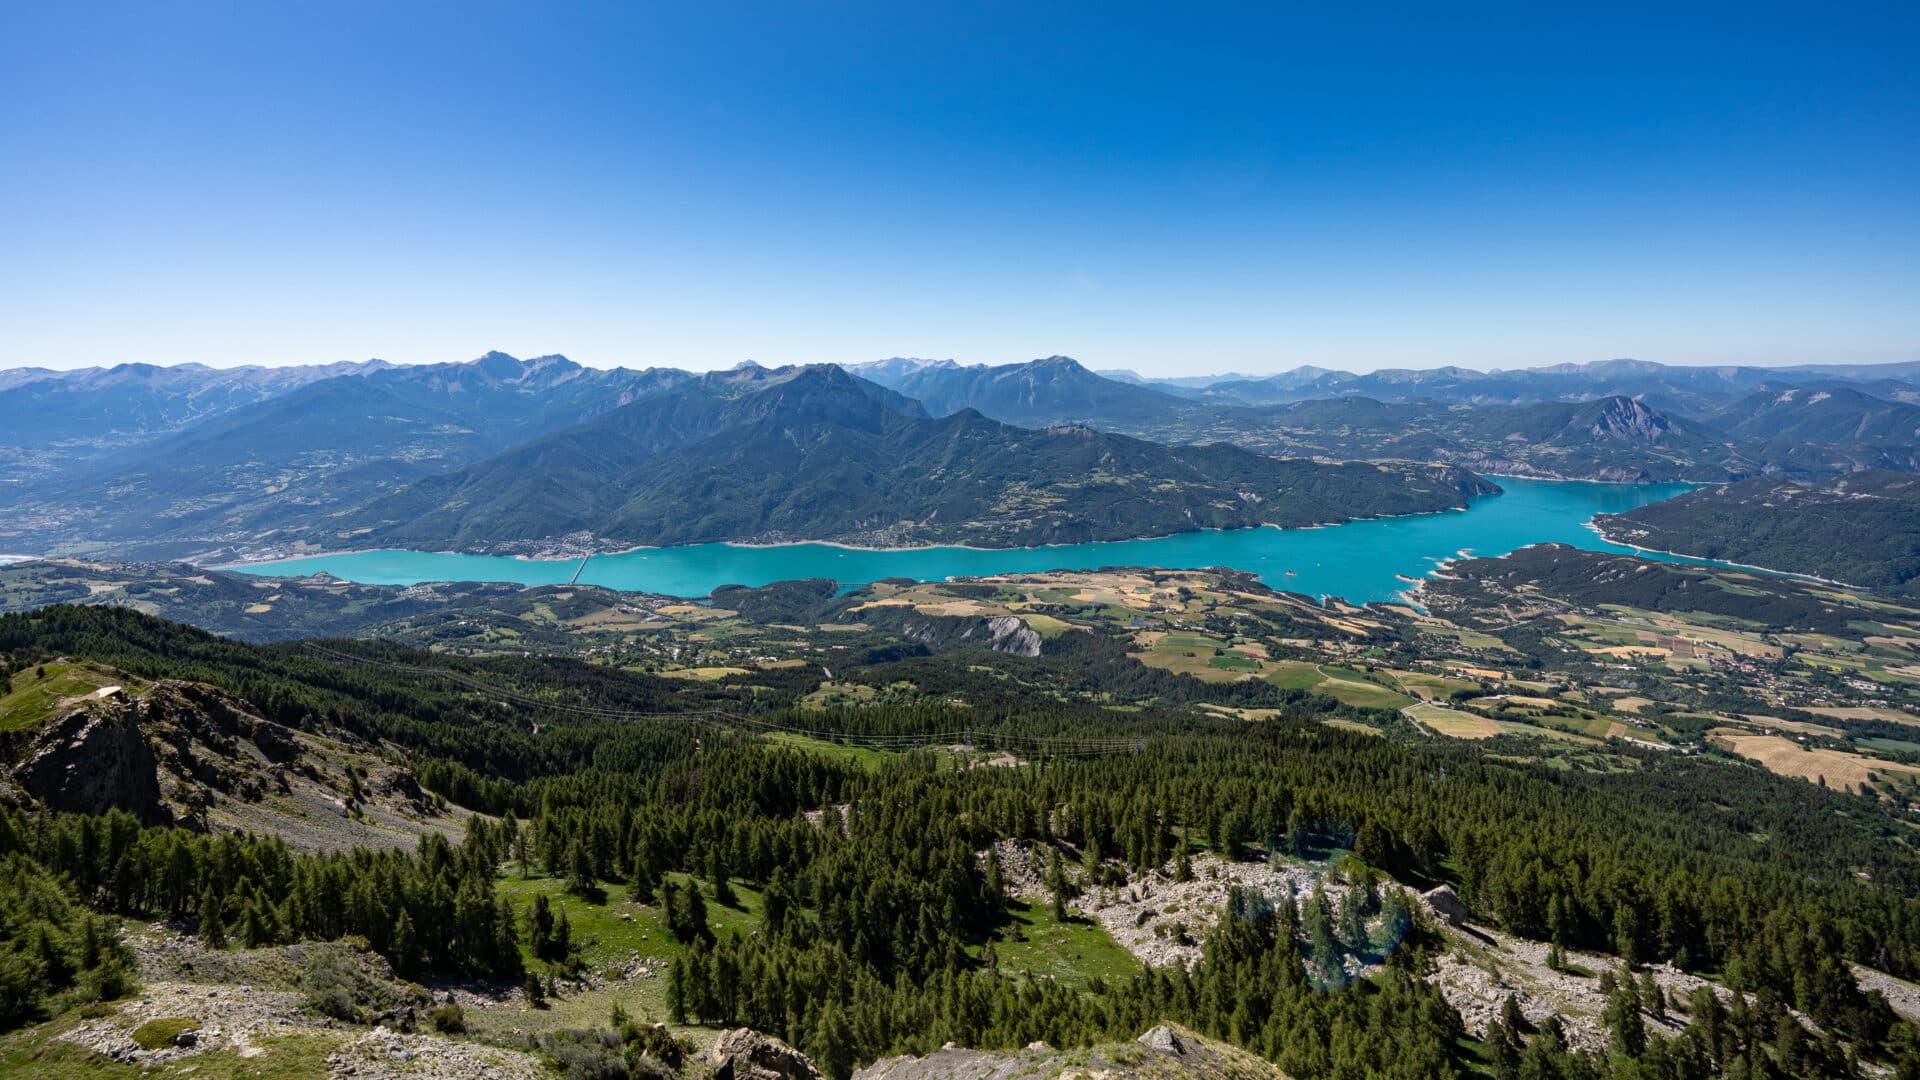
[227,478,1714,604]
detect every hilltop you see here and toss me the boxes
[1595,471,1920,594]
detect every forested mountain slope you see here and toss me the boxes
[338,365,1496,552]
[1596,471,1920,593]
[1,604,1919,1076]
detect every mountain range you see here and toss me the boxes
[319,364,1498,552]
[6,349,1920,561]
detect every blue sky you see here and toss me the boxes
[2,3,1915,375]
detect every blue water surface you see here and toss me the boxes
[228,477,1702,603]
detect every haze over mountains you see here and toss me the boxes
[4,350,1919,562]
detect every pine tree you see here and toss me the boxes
[198,886,226,948]
[1046,848,1069,922]
[808,1000,853,1080]
[554,908,573,961]
[240,897,271,948]
[1338,887,1365,947]
[390,910,419,978]
[1639,970,1665,1019]
[666,957,688,1023]
[526,894,555,960]
[1285,806,1309,857]
[708,846,735,907]
[513,825,531,879]
[1500,993,1527,1042]
[1604,987,1647,1057]
[523,969,545,1007]
[565,838,595,896]
[1303,885,1339,980]
[629,832,658,904]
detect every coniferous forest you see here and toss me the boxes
[2,604,1920,1078]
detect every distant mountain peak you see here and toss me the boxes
[455,350,583,385]
[469,350,526,379]
[1576,396,1676,442]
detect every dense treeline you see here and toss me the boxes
[0,808,522,983]
[1596,473,1920,597]
[489,735,1920,1076]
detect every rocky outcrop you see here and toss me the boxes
[13,689,165,821]
[971,616,1042,657]
[705,1029,822,1080]
[898,614,1044,657]
[6,676,457,852]
[1419,885,1469,928]
[1583,398,1677,444]
[855,1025,1287,1080]
[1138,1025,1184,1054]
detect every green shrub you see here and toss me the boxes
[429,1003,466,1034]
[132,1016,197,1050]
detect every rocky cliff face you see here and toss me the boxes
[968,616,1043,657]
[4,676,459,851]
[1583,397,1677,443]
[13,688,165,821]
[894,614,1047,658]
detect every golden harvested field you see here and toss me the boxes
[912,599,999,616]
[1806,706,1920,727]
[1741,714,1846,737]
[658,666,751,680]
[1590,645,1670,659]
[1408,703,1502,739]
[1711,729,1920,793]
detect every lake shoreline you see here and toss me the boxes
[210,497,1498,568]
[211,479,1701,605]
[1582,521,1848,586]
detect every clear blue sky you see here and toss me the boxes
[2,2,1915,375]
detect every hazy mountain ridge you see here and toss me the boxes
[3,352,695,560]
[7,349,1920,561]
[1132,357,1920,413]
[847,356,1920,483]
[849,355,1203,427]
[0,358,394,480]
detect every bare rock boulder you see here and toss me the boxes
[705,1029,822,1080]
[1138,1026,1185,1055]
[1420,885,1470,928]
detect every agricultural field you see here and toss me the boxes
[1710,730,1920,794]
[1407,703,1501,739]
